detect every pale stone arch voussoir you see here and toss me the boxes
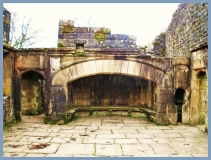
[51,60,164,86]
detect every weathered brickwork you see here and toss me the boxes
[165,3,208,57]
[58,20,138,50]
[152,32,166,57]
[3,7,11,44]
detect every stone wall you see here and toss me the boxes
[165,3,208,57]
[58,20,138,50]
[152,32,166,57]
[3,47,15,126]
[68,74,154,108]
[3,7,11,44]
[190,48,208,126]
[3,96,15,127]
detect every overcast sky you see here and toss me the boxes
[3,3,180,48]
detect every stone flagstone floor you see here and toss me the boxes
[3,114,208,157]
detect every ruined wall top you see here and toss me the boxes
[58,20,138,50]
[165,3,208,57]
[3,7,11,44]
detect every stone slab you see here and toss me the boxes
[56,144,95,155]
[22,143,60,154]
[18,136,52,143]
[3,141,32,153]
[96,134,126,139]
[82,138,114,144]
[95,144,122,156]
[121,144,155,156]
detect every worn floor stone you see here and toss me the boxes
[121,144,156,156]
[57,144,95,155]
[96,144,122,156]
[22,143,60,154]
[3,115,208,157]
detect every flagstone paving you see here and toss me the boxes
[3,115,208,157]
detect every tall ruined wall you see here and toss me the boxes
[165,3,208,57]
[3,48,15,126]
[3,7,11,44]
[3,8,16,127]
[58,20,138,49]
[152,32,166,57]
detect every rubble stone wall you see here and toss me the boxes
[152,32,166,57]
[3,7,11,44]
[165,3,208,57]
[58,20,138,49]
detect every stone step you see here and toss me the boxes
[66,106,156,123]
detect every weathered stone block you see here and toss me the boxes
[155,113,169,125]
[190,80,200,90]
[192,59,207,69]
[88,61,97,75]
[59,20,74,26]
[156,94,168,103]
[52,71,67,85]
[75,27,91,33]
[133,63,142,76]
[82,62,91,75]
[131,112,147,118]
[114,60,122,73]
[198,111,206,124]
[181,112,190,124]
[167,113,177,124]
[61,67,73,82]
[145,66,155,81]
[108,60,115,73]
[189,113,199,125]
[175,81,188,89]
[190,90,199,102]
[4,78,12,87]
[121,61,128,74]
[92,111,107,116]
[127,61,135,75]
[4,87,12,96]
[75,111,90,117]
[102,60,109,73]
[111,111,128,116]
[95,60,103,73]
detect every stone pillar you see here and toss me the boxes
[155,87,175,125]
[49,85,67,123]
[205,71,208,132]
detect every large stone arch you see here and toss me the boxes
[49,59,175,125]
[52,60,166,87]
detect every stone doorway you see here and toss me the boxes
[20,71,45,116]
[175,88,186,123]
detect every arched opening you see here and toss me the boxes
[197,71,207,123]
[67,74,156,109]
[175,88,186,123]
[20,71,45,116]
